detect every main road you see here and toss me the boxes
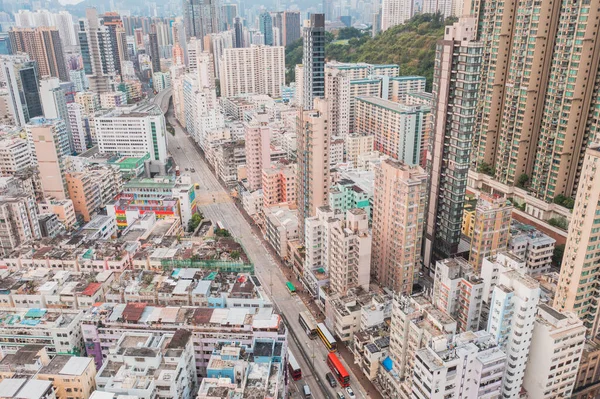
[156,93,374,399]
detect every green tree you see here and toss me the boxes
[552,244,565,267]
[230,250,240,260]
[477,162,495,176]
[516,174,530,189]
[548,217,569,230]
[337,27,364,40]
[553,194,568,205]
[284,13,457,90]
[187,213,203,232]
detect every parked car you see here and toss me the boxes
[190,168,196,172]
[326,372,337,388]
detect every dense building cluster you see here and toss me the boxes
[0,0,597,398]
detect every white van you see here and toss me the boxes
[303,385,311,398]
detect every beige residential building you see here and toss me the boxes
[472,2,600,201]
[297,98,330,239]
[468,194,512,271]
[74,92,100,116]
[244,113,271,192]
[372,159,427,294]
[345,133,374,168]
[554,144,600,334]
[8,27,68,81]
[37,356,97,399]
[219,45,285,98]
[26,118,70,200]
[66,165,123,222]
[324,67,350,137]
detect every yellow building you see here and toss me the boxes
[37,355,96,399]
[461,198,478,238]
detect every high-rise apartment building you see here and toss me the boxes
[424,17,482,269]
[355,96,430,166]
[522,304,586,399]
[183,0,221,41]
[259,12,273,46]
[371,159,427,294]
[149,26,161,73]
[67,103,88,154]
[1,55,43,125]
[301,14,325,110]
[325,67,350,137]
[0,136,32,175]
[39,77,72,151]
[283,11,301,46]
[554,144,600,334]
[487,270,540,398]
[78,8,117,93]
[469,194,512,271]
[329,208,371,296]
[244,113,271,192]
[380,295,457,398]
[8,27,68,82]
[219,45,285,98]
[472,2,600,202]
[102,12,128,77]
[381,0,413,31]
[262,162,296,208]
[233,17,244,48]
[0,192,41,256]
[433,257,484,333]
[297,98,330,238]
[26,117,71,200]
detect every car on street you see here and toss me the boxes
[336,392,346,399]
[326,372,337,387]
[185,168,189,171]
[345,387,355,399]
[190,168,195,172]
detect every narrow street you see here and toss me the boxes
[156,93,382,399]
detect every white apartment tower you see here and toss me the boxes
[329,208,371,296]
[219,45,285,98]
[522,304,586,399]
[325,67,350,137]
[487,270,541,398]
[381,0,414,31]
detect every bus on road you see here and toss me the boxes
[299,311,318,339]
[288,350,302,381]
[317,323,337,352]
[286,281,296,295]
[327,352,350,387]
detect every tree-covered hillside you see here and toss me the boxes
[286,13,457,90]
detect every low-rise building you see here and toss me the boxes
[264,204,299,259]
[509,221,556,275]
[96,330,197,399]
[36,355,97,399]
[0,379,56,399]
[412,331,506,399]
[81,303,286,377]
